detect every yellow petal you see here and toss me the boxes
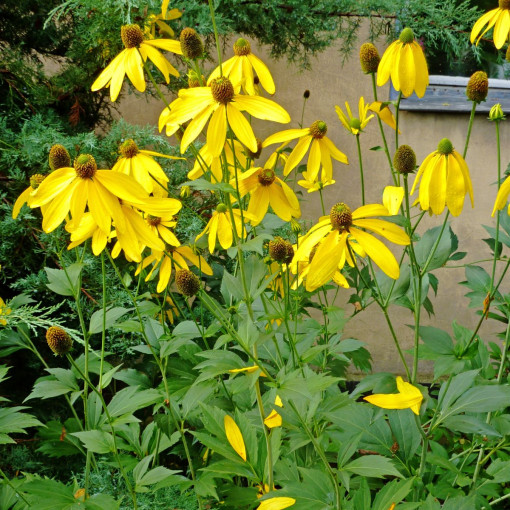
[207,105,228,157]
[494,9,510,49]
[445,155,466,217]
[86,179,111,234]
[29,168,76,207]
[95,170,148,204]
[353,218,409,246]
[248,187,270,226]
[306,139,321,181]
[306,230,344,291]
[283,135,312,176]
[247,53,275,94]
[257,497,296,510]
[382,186,404,215]
[143,38,183,55]
[109,50,128,102]
[411,42,429,98]
[264,409,282,428]
[226,103,257,153]
[377,41,399,87]
[181,103,216,154]
[12,187,33,219]
[91,51,126,92]
[263,128,309,147]
[471,9,499,44]
[232,95,290,123]
[398,44,415,97]
[224,415,247,461]
[352,203,389,219]
[124,48,146,92]
[452,151,474,209]
[426,155,447,215]
[41,180,80,232]
[216,212,233,249]
[320,136,348,164]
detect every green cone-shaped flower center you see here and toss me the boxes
[74,154,97,179]
[258,168,276,186]
[437,138,454,155]
[399,27,414,44]
[310,120,328,139]
[120,139,139,158]
[330,203,353,231]
[211,77,235,104]
[350,118,361,130]
[121,24,144,48]
[234,38,251,56]
[216,203,228,213]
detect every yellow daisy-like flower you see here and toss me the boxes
[298,174,336,194]
[91,24,182,102]
[29,154,149,234]
[167,76,290,156]
[196,204,254,253]
[377,27,429,98]
[294,202,410,291]
[364,376,423,415]
[139,245,213,293]
[235,167,301,226]
[12,174,47,219]
[145,212,180,246]
[0,297,11,326]
[208,38,275,95]
[410,138,474,217]
[113,139,182,194]
[262,120,348,181]
[145,0,182,38]
[335,97,374,136]
[368,101,401,133]
[471,0,510,49]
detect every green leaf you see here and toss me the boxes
[113,369,151,389]
[37,419,83,458]
[89,307,129,335]
[372,477,415,510]
[171,320,203,340]
[45,263,83,297]
[183,178,235,194]
[415,225,455,272]
[442,415,500,437]
[72,430,115,454]
[438,370,479,412]
[25,377,79,401]
[343,455,402,478]
[388,409,421,461]
[107,386,161,419]
[486,459,510,483]
[0,406,43,444]
[23,479,75,509]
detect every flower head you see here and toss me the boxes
[262,120,348,181]
[410,138,474,216]
[46,326,73,356]
[489,103,506,121]
[364,376,423,415]
[368,102,400,132]
[179,28,203,59]
[293,203,410,291]
[336,97,374,135]
[91,24,182,102]
[466,71,489,103]
[471,0,510,49]
[175,269,201,296]
[377,27,429,98]
[394,145,417,174]
[49,144,71,171]
[269,237,294,264]
[359,42,380,74]
[208,38,275,95]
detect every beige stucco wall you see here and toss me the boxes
[115,26,510,378]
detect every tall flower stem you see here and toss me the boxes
[208,0,223,75]
[463,102,477,159]
[489,120,502,295]
[395,91,402,151]
[356,134,365,205]
[98,251,107,391]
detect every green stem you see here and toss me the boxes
[489,120,502,296]
[98,251,107,391]
[207,0,223,76]
[395,91,402,151]
[463,101,477,159]
[420,212,450,276]
[356,134,365,205]
[0,468,30,505]
[318,188,326,216]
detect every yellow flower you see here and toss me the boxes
[410,138,474,217]
[12,174,47,219]
[262,120,348,181]
[368,102,401,133]
[0,297,11,326]
[145,212,180,246]
[235,167,301,225]
[91,24,182,102]
[113,139,183,194]
[29,154,150,234]
[166,77,290,156]
[293,202,410,291]
[298,174,336,193]
[364,376,423,415]
[382,186,404,215]
[492,174,510,216]
[257,497,296,510]
[145,0,182,38]
[377,27,429,98]
[161,295,180,324]
[471,0,510,49]
[139,246,212,293]
[264,395,283,428]
[208,38,275,95]
[335,97,374,135]
[224,415,246,461]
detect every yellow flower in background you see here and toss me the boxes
[236,168,301,225]
[383,186,404,215]
[0,297,11,326]
[208,38,275,95]
[146,0,182,38]
[471,0,510,49]
[112,139,183,194]
[336,97,374,135]
[145,213,180,246]
[262,120,348,181]
[139,245,213,293]
[264,395,283,428]
[91,24,182,102]
[167,77,290,156]
[410,138,474,217]
[368,102,401,133]
[364,376,423,415]
[196,204,254,252]
[377,27,429,98]
[298,174,336,193]
[257,497,296,510]
[12,174,47,219]
[294,203,410,291]
[224,415,247,461]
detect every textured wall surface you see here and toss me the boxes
[116,26,510,377]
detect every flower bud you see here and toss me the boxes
[180,28,204,60]
[49,144,71,171]
[359,43,380,74]
[466,71,488,103]
[46,326,73,355]
[176,269,200,296]
[393,145,416,174]
[269,237,294,264]
[489,103,505,121]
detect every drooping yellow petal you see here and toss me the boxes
[426,155,447,215]
[353,219,410,246]
[181,103,216,154]
[124,48,146,92]
[377,40,400,87]
[445,155,466,217]
[12,187,34,219]
[257,497,296,510]
[143,38,183,55]
[224,415,247,461]
[216,212,233,249]
[471,9,499,44]
[29,168,76,207]
[232,95,290,123]
[283,135,313,176]
[41,179,80,233]
[247,53,276,94]
[207,105,228,157]
[382,186,404,215]
[411,42,429,98]
[365,376,423,415]
[263,128,310,147]
[320,136,348,164]
[306,139,321,181]
[352,204,390,219]
[493,175,510,215]
[226,103,257,153]
[451,151,474,209]
[248,187,270,225]
[306,230,344,291]
[398,44,415,98]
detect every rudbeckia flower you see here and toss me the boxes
[364,376,423,415]
[113,139,183,194]
[12,174,47,219]
[471,0,510,49]
[368,102,401,133]
[208,38,275,95]
[382,186,404,215]
[139,245,212,293]
[377,27,429,98]
[166,77,290,156]
[224,415,247,461]
[235,167,301,225]
[145,0,182,38]
[262,120,348,181]
[91,24,182,102]
[410,138,474,216]
[145,212,180,246]
[293,202,410,291]
[336,97,374,135]
[196,203,254,252]
[298,174,335,193]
